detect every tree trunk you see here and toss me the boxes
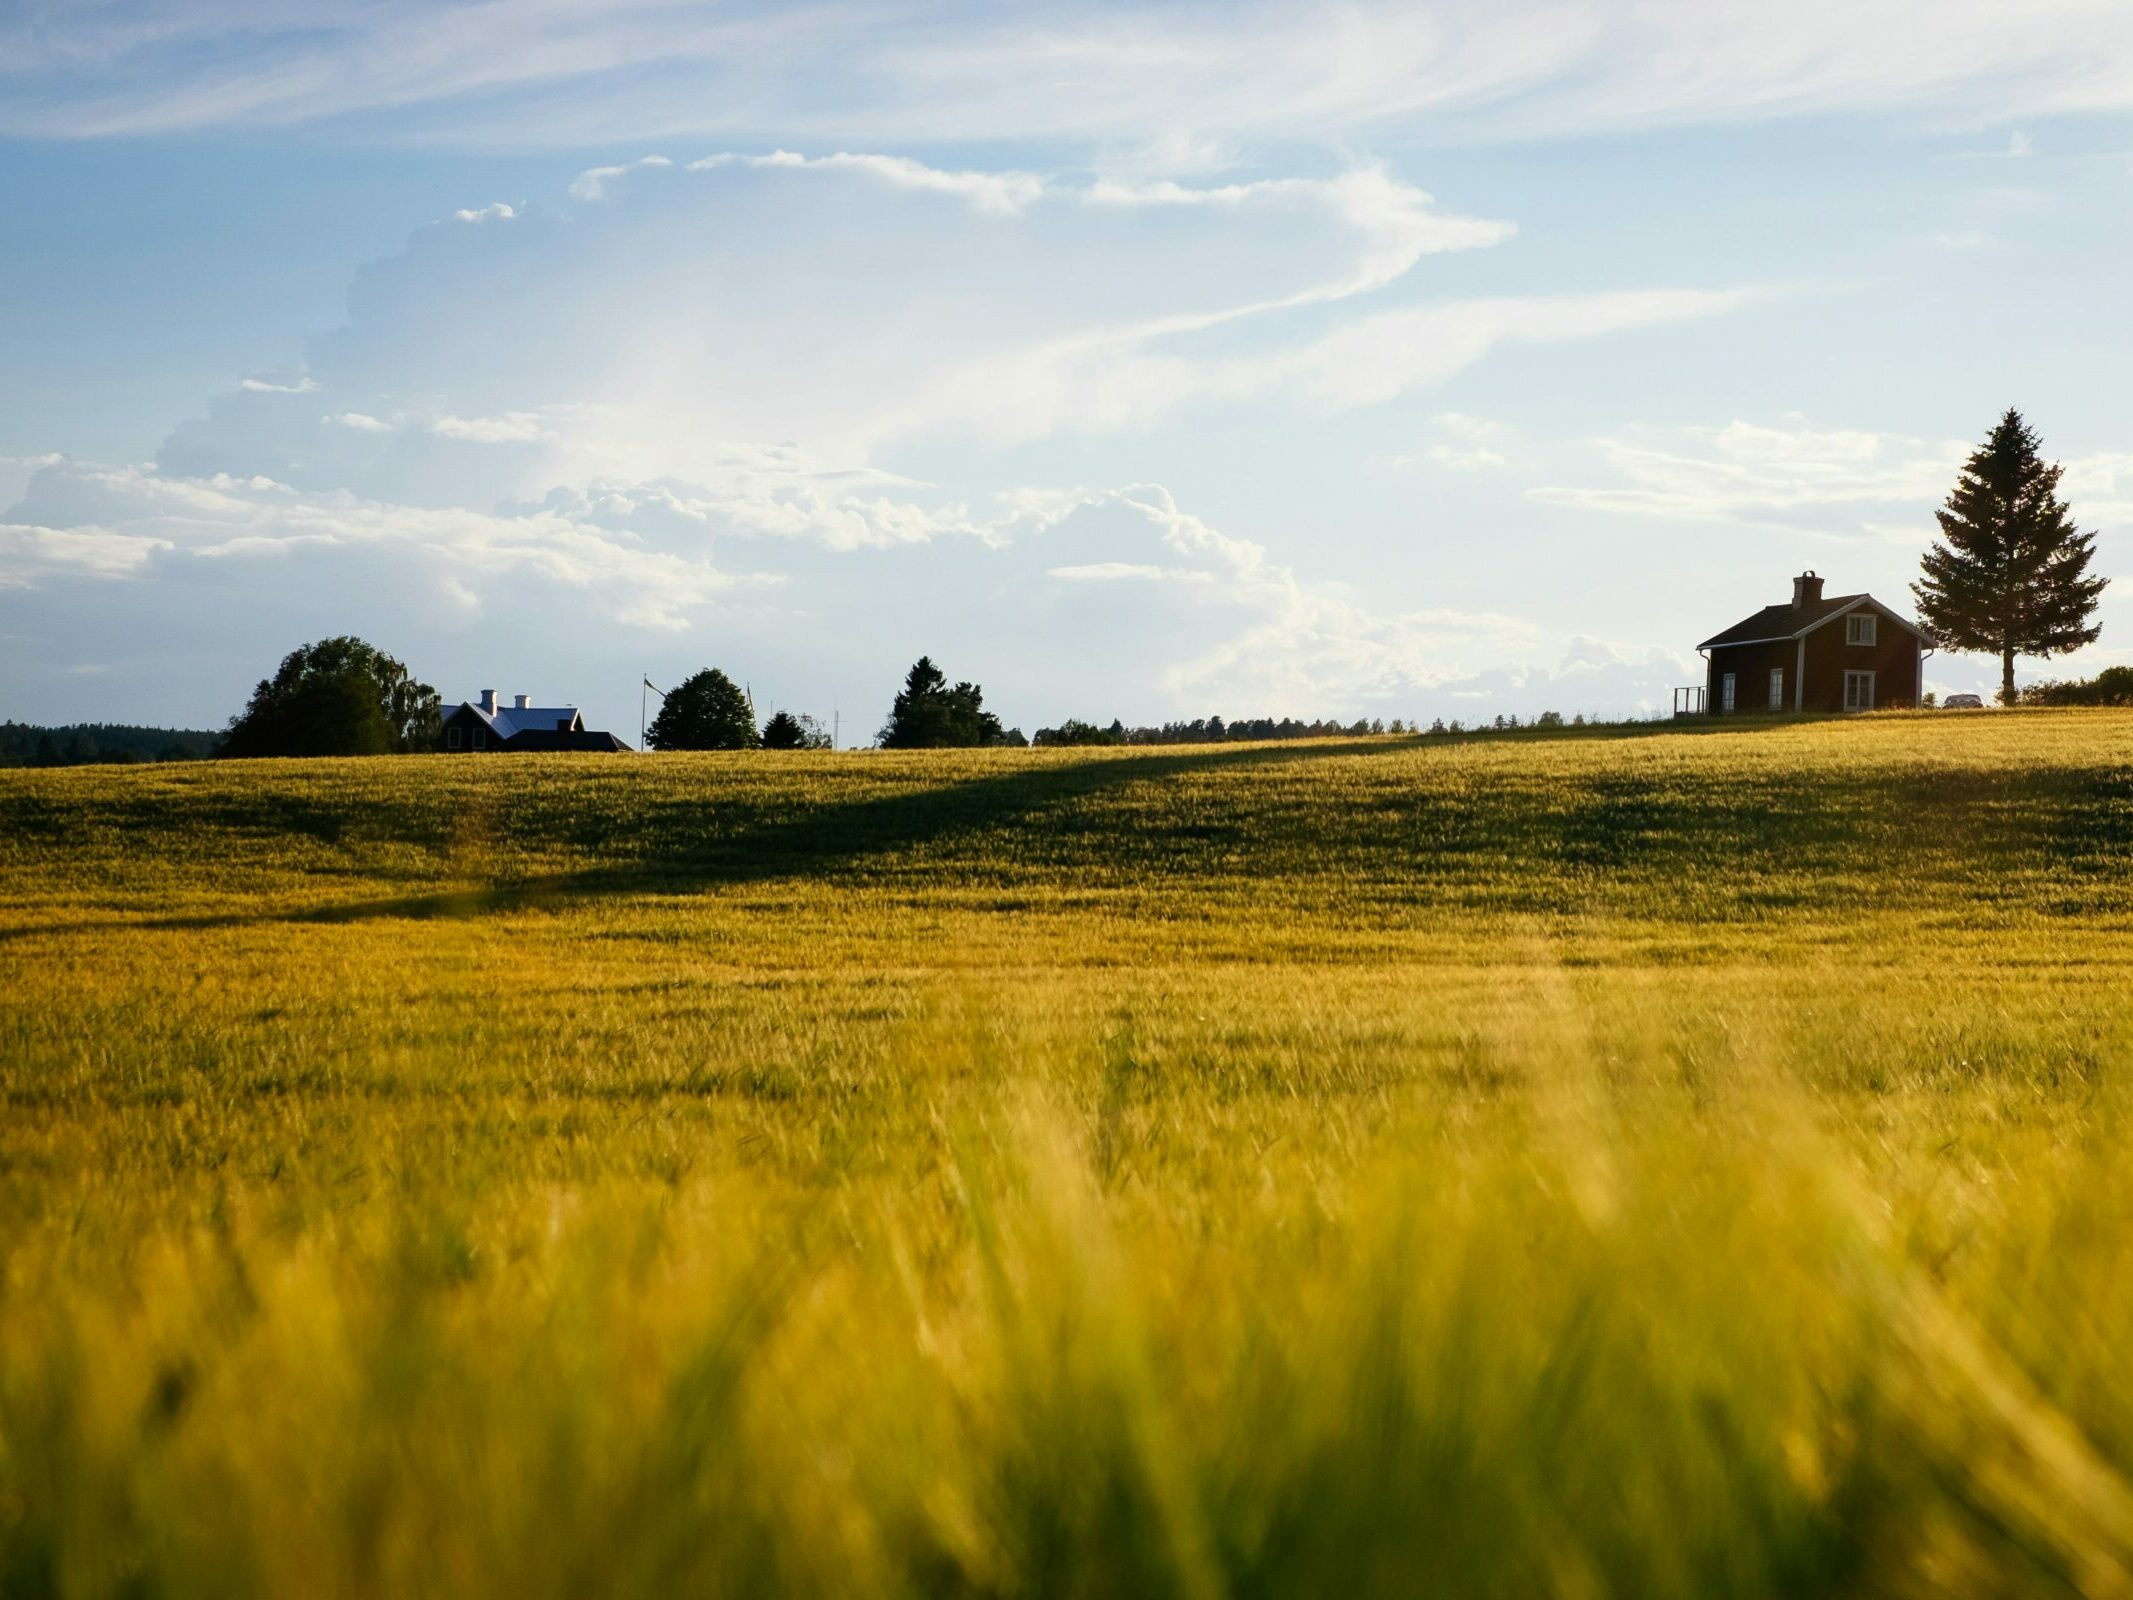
[2002,647,2017,706]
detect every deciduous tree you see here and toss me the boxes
[220,637,436,758]
[647,669,759,750]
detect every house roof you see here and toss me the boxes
[502,728,632,752]
[450,701,583,739]
[1699,592,1932,651]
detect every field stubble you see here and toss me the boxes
[4,711,2133,1596]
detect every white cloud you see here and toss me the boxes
[452,201,518,222]
[430,411,556,444]
[0,458,759,629]
[568,154,671,201]
[1533,417,2133,541]
[1046,562,1188,582]
[688,149,1046,215]
[1532,418,1971,530]
[15,2,2133,147]
[325,411,395,433]
[239,375,318,394]
[0,522,171,587]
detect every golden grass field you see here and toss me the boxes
[5,709,2133,1597]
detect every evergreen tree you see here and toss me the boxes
[646,669,759,750]
[1914,410,2107,704]
[878,657,1004,748]
[220,637,435,758]
[760,710,831,750]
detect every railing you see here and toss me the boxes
[1672,685,1706,717]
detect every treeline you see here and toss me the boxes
[0,722,219,768]
[2018,666,2133,706]
[1033,716,1414,746]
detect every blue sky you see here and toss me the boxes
[4,3,2131,738]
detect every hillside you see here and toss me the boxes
[5,711,2133,1597]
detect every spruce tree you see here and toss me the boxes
[1913,410,2106,704]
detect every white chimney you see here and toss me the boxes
[478,689,497,715]
[514,693,531,709]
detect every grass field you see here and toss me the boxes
[6,710,2133,1597]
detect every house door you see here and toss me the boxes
[1721,672,1736,713]
[1768,667,1784,709]
[1843,670,1875,711]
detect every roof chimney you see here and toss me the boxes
[514,693,531,709]
[478,689,497,715]
[1791,570,1824,608]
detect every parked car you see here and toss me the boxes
[1942,693,1985,709]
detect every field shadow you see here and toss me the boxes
[16,739,1399,939]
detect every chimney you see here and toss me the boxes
[1791,570,1824,608]
[514,693,531,709]
[478,689,497,715]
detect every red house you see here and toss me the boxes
[1696,572,1932,715]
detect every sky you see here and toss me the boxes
[3,2,2131,740]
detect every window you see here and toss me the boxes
[447,726,462,750]
[1846,612,1878,646]
[1769,667,1785,709]
[1721,672,1736,713]
[473,727,487,749]
[1844,670,1875,711]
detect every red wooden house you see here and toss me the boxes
[1693,572,1932,715]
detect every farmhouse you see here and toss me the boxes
[1693,572,1932,715]
[441,690,632,752]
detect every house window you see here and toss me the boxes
[1846,612,1878,646]
[1721,672,1736,713]
[1844,670,1875,711]
[1769,667,1785,709]
[447,726,462,750]
[473,727,486,749]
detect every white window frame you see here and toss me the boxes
[447,725,462,750]
[1846,612,1878,646]
[1721,671,1736,713]
[1768,667,1784,710]
[1843,669,1875,711]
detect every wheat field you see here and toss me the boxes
[5,711,2133,1597]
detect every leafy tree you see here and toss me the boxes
[2022,665,2133,707]
[1914,410,2107,704]
[220,637,436,758]
[877,657,1004,748]
[647,669,759,750]
[760,710,831,750]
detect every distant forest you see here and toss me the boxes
[0,722,219,768]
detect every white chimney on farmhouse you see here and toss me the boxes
[514,694,531,709]
[479,689,497,715]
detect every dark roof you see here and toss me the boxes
[500,728,633,752]
[1698,593,1869,650]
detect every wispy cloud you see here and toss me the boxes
[13,2,2133,147]
[568,154,671,201]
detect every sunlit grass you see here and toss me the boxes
[5,710,2133,1595]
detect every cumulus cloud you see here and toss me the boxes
[239,375,318,394]
[0,457,751,629]
[452,201,518,222]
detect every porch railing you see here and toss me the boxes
[1672,685,1706,717]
